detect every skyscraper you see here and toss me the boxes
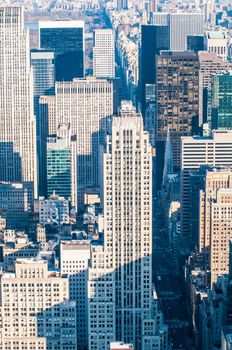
[39,20,85,81]
[31,49,55,196]
[0,7,37,196]
[88,112,168,350]
[117,0,128,10]
[46,124,77,208]
[40,78,114,209]
[155,51,199,188]
[198,168,232,285]
[47,137,72,199]
[152,13,204,51]
[181,131,232,247]
[198,51,232,125]
[140,24,169,118]
[93,29,115,78]
[211,71,232,130]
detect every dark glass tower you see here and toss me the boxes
[155,51,199,189]
[139,25,169,120]
[187,35,204,53]
[31,49,55,196]
[39,21,84,81]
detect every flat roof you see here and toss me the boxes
[39,20,84,29]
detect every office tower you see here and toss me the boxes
[0,7,37,196]
[61,240,91,350]
[206,188,232,285]
[46,125,77,207]
[211,72,232,130]
[40,78,114,209]
[187,35,204,52]
[198,52,232,125]
[93,29,115,78]
[205,31,228,61]
[0,182,34,230]
[88,113,168,350]
[39,20,85,81]
[117,0,128,10]
[31,50,55,196]
[152,13,204,51]
[181,131,232,247]
[155,51,199,188]
[198,169,232,276]
[39,194,69,225]
[0,259,77,349]
[140,25,169,118]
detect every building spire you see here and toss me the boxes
[162,129,174,184]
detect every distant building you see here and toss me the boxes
[93,29,115,78]
[140,24,169,118]
[39,20,85,80]
[152,13,204,51]
[211,71,232,130]
[117,0,128,10]
[205,30,228,61]
[0,259,77,349]
[30,50,55,196]
[60,240,91,350]
[0,182,34,230]
[39,194,69,225]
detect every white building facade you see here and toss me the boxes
[93,29,115,78]
[88,113,168,350]
[0,7,37,196]
[60,240,91,350]
[0,259,77,350]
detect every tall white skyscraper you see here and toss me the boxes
[0,7,37,196]
[153,13,204,51]
[88,111,168,350]
[93,29,115,78]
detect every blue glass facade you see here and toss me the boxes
[47,145,72,199]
